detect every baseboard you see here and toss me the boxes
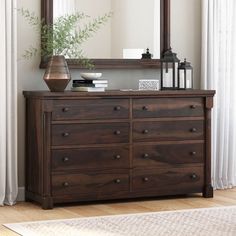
[17,187,25,202]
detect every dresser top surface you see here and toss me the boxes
[23,89,215,99]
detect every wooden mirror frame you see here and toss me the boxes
[40,0,170,69]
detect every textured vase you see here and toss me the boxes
[43,55,71,92]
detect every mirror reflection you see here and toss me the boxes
[53,0,161,59]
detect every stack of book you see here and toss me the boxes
[71,79,108,92]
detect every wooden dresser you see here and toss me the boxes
[23,90,215,209]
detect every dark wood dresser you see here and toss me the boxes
[23,90,215,209]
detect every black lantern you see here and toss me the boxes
[178,59,193,89]
[160,48,180,90]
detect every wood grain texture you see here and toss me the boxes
[1,189,236,236]
[23,90,215,209]
[133,97,204,118]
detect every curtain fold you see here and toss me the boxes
[0,0,18,206]
[201,0,236,189]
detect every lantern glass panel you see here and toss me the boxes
[179,69,185,88]
[162,62,173,87]
[186,70,192,88]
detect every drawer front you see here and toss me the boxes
[52,123,129,146]
[52,172,129,196]
[133,98,204,118]
[52,146,130,171]
[132,167,204,192]
[52,99,129,120]
[133,120,204,142]
[133,143,204,167]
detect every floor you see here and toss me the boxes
[1,189,236,236]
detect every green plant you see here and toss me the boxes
[18,8,112,68]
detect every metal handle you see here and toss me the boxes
[143,177,149,182]
[190,105,196,109]
[143,153,149,159]
[190,173,198,180]
[114,179,121,184]
[114,130,121,135]
[62,132,70,137]
[143,129,149,134]
[142,106,148,111]
[114,106,121,111]
[190,128,197,133]
[63,182,69,187]
[191,151,197,156]
[63,157,69,162]
[62,107,70,112]
[114,155,121,160]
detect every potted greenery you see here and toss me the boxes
[19,8,112,92]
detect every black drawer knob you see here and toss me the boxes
[190,128,197,133]
[143,129,149,134]
[191,151,197,156]
[143,177,149,182]
[142,106,148,111]
[190,105,197,109]
[63,182,69,187]
[62,107,70,112]
[190,174,198,180]
[114,155,121,160]
[63,157,69,162]
[114,179,121,184]
[114,106,121,111]
[143,153,149,159]
[62,132,70,137]
[114,130,121,135]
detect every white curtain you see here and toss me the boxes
[201,0,236,189]
[0,0,18,205]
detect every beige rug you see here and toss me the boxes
[4,206,236,236]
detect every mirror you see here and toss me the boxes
[41,0,170,69]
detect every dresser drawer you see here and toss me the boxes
[133,98,204,118]
[52,123,129,146]
[52,99,129,120]
[52,146,129,171]
[132,167,204,192]
[52,172,129,196]
[133,120,204,142]
[133,143,204,167]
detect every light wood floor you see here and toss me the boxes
[1,189,236,236]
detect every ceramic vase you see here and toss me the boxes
[43,55,71,92]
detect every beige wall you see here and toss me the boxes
[17,0,202,188]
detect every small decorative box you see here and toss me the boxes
[139,79,160,91]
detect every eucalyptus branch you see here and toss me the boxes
[18,8,112,69]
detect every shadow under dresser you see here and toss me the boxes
[23,90,215,209]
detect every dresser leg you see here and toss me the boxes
[203,185,213,198]
[42,197,54,210]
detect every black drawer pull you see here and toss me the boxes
[63,157,69,162]
[190,128,197,133]
[114,106,121,111]
[142,106,148,111]
[62,107,70,112]
[143,177,149,182]
[143,153,149,159]
[114,179,121,184]
[191,151,197,156]
[114,155,121,160]
[62,132,70,137]
[190,174,198,180]
[63,182,69,187]
[190,105,196,109]
[143,129,149,134]
[114,130,121,135]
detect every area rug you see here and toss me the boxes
[4,206,236,236]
